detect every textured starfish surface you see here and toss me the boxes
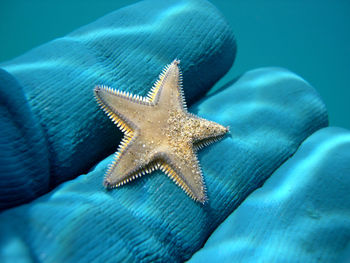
[94,60,228,203]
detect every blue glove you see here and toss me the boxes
[1,0,348,262]
[0,0,236,210]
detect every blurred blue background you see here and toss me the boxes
[1,0,349,129]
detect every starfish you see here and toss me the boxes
[94,59,228,203]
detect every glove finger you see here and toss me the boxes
[0,0,236,209]
[189,127,350,263]
[0,69,49,210]
[0,67,328,262]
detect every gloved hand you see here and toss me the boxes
[1,0,348,262]
[0,0,237,209]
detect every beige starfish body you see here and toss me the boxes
[94,60,228,203]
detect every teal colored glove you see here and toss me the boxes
[2,0,347,262]
[0,0,236,210]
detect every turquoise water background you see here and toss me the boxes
[1,0,349,129]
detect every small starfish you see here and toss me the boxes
[94,59,228,204]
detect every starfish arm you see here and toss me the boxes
[148,59,187,110]
[159,146,207,203]
[103,135,158,188]
[94,85,151,133]
[188,115,229,150]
